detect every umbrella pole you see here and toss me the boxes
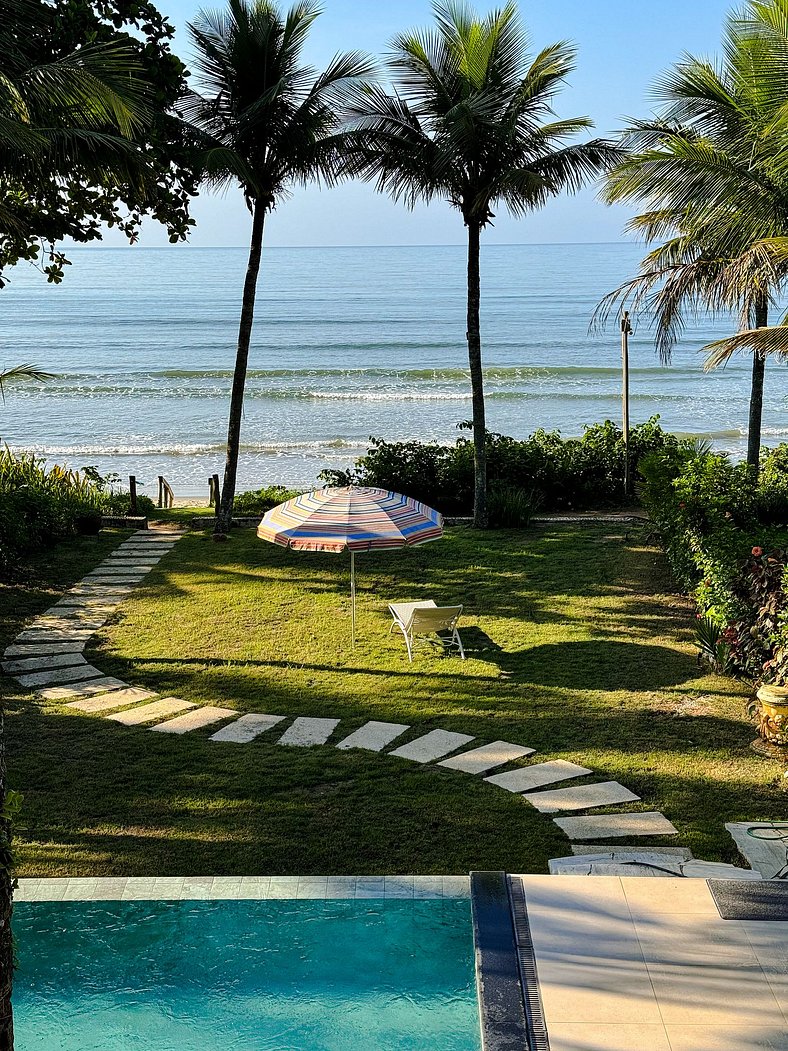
[350,550,356,648]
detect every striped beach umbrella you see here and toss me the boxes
[257,486,444,646]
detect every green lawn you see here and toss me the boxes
[3,523,785,877]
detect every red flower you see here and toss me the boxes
[678,501,686,509]
[752,546,763,557]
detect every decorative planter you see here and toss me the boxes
[754,684,788,748]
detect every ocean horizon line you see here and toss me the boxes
[61,240,638,252]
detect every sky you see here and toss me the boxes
[104,0,732,248]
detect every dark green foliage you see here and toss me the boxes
[320,416,681,515]
[639,442,788,682]
[487,485,542,528]
[233,485,300,515]
[695,615,734,675]
[0,452,145,571]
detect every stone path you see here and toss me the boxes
[2,528,755,872]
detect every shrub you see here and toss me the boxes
[319,416,681,515]
[639,442,788,683]
[233,485,300,516]
[487,484,542,528]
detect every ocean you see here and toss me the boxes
[2,243,785,498]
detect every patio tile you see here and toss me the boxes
[67,688,158,713]
[383,876,415,898]
[438,739,535,774]
[547,1023,672,1051]
[237,877,272,898]
[412,876,444,898]
[665,1026,788,1050]
[277,717,340,746]
[38,677,127,700]
[15,664,105,688]
[335,720,410,752]
[647,960,784,1026]
[210,713,285,743]
[2,652,87,675]
[4,641,86,657]
[485,759,592,793]
[88,879,129,901]
[150,705,237,734]
[621,877,719,918]
[554,812,679,840]
[109,697,196,726]
[525,780,641,813]
[442,876,471,897]
[150,878,185,900]
[388,729,475,763]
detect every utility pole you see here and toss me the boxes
[621,311,632,498]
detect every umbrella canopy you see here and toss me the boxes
[257,486,444,644]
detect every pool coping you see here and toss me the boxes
[14,875,471,901]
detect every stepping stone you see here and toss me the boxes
[554,812,679,839]
[210,713,285,743]
[3,641,86,657]
[33,617,105,631]
[16,628,94,643]
[336,721,410,752]
[109,697,196,726]
[438,740,534,775]
[524,780,640,813]
[67,688,157,713]
[68,586,133,597]
[86,569,150,578]
[2,653,87,675]
[79,576,145,585]
[484,759,592,794]
[388,729,475,763]
[277,717,340,747]
[15,664,105,688]
[570,844,692,859]
[102,560,159,568]
[54,598,122,610]
[150,705,236,734]
[38,677,128,700]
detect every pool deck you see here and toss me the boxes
[514,874,788,1051]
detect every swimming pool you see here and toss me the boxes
[13,898,481,1051]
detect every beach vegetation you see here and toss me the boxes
[3,522,781,881]
[321,416,682,515]
[233,485,300,516]
[0,0,198,287]
[599,0,788,471]
[343,0,617,529]
[184,0,374,537]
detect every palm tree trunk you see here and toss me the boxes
[466,220,487,527]
[747,295,768,471]
[215,199,267,535]
[0,706,14,1051]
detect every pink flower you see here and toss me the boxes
[752,546,763,557]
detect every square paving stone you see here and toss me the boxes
[524,781,641,813]
[3,641,86,657]
[554,812,679,839]
[150,706,237,734]
[277,717,340,746]
[79,576,145,586]
[438,740,535,774]
[33,617,105,631]
[15,664,105,688]
[2,653,87,675]
[86,569,150,578]
[484,759,592,793]
[335,721,410,751]
[38,677,128,700]
[210,713,285,743]
[388,729,475,763]
[67,688,158,713]
[109,697,196,725]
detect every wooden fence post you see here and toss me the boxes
[129,475,137,516]
[211,473,220,511]
[157,476,164,509]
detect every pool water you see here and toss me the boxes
[13,898,481,1051]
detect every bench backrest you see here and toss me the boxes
[409,605,463,633]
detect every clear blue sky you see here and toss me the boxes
[119,0,731,248]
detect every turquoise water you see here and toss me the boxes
[3,243,785,494]
[13,898,480,1051]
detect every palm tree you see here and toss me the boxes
[184,0,374,535]
[0,363,53,397]
[344,0,617,526]
[599,0,788,469]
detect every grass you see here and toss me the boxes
[3,523,785,878]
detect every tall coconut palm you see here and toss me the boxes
[344,0,617,526]
[599,0,788,469]
[184,0,374,535]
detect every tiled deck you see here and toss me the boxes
[15,874,470,901]
[516,874,788,1051]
